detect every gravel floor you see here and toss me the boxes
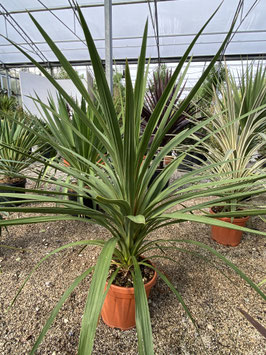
[0,177,265,354]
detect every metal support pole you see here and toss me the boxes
[86,66,94,100]
[104,0,113,94]
[6,69,11,97]
[0,75,3,92]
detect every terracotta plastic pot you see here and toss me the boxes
[101,268,157,330]
[163,155,174,166]
[63,159,70,167]
[210,208,249,247]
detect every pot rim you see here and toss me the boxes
[209,207,249,222]
[106,263,157,293]
[0,176,26,185]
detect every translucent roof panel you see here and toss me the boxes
[0,0,265,67]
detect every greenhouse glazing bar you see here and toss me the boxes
[2,54,266,69]
[105,0,113,94]
[0,0,169,15]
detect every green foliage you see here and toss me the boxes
[0,112,44,179]
[36,94,105,175]
[1,5,266,354]
[196,63,226,112]
[192,66,266,212]
[0,94,17,119]
[230,61,266,135]
[113,70,126,117]
[53,67,85,80]
[142,64,203,148]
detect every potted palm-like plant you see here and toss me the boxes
[0,112,44,205]
[1,4,266,354]
[192,67,266,246]
[35,93,106,211]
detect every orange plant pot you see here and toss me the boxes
[101,268,157,330]
[163,155,174,166]
[63,159,70,167]
[210,208,249,247]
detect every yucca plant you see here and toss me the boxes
[1,4,266,354]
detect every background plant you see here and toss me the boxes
[142,65,203,148]
[113,70,126,118]
[231,61,266,134]
[191,66,266,212]
[36,94,105,176]
[195,62,226,113]
[0,112,44,181]
[0,94,17,119]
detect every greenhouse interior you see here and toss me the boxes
[0,0,265,354]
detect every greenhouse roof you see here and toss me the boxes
[0,0,265,68]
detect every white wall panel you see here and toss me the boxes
[19,71,86,118]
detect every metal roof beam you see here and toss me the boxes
[2,53,266,69]
[0,0,173,15]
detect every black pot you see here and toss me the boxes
[148,170,169,191]
[178,152,207,171]
[0,177,26,206]
[41,145,57,159]
[67,188,99,217]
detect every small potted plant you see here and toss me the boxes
[35,93,106,212]
[193,66,266,246]
[0,112,44,205]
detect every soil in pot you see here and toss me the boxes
[210,207,249,247]
[101,261,157,330]
[0,177,26,206]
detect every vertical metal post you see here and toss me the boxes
[86,66,94,100]
[6,69,11,97]
[104,0,113,94]
[49,65,54,77]
[0,74,3,92]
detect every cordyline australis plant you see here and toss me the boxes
[231,61,266,134]
[37,93,106,173]
[141,65,203,148]
[1,4,266,355]
[190,66,266,213]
